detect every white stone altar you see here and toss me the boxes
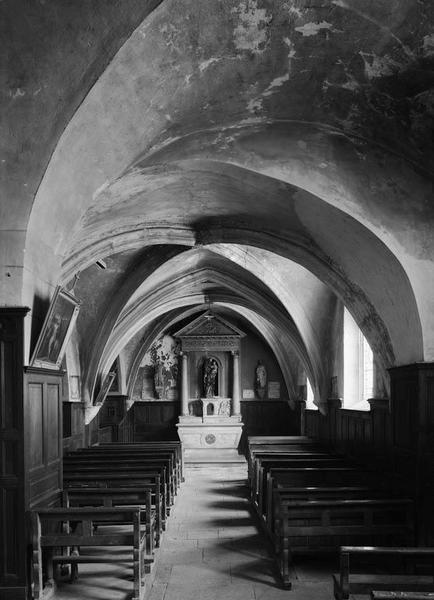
[177,398,243,452]
[174,311,245,461]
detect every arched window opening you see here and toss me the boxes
[305,379,317,410]
[343,308,373,411]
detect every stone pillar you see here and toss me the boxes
[181,352,189,416]
[232,350,241,416]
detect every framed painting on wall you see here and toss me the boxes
[30,286,81,370]
[94,371,116,406]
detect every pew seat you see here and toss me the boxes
[63,486,156,553]
[64,456,175,507]
[31,507,153,600]
[275,499,415,590]
[371,593,434,600]
[333,546,434,600]
[62,471,164,543]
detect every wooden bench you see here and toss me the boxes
[248,435,317,443]
[63,486,156,553]
[333,546,434,599]
[69,444,181,488]
[248,450,334,499]
[253,456,351,516]
[264,467,380,527]
[371,593,434,600]
[248,446,329,484]
[267,485,391,535]
[31,506,153,600]
[62,471,164,544]
[73,444,183,491]
[247,439,326,480]
[275,500,415,590]
[98,441,184,482]
[64,455,176,507]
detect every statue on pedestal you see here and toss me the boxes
[255,360,267,399]
[203,358,218,398]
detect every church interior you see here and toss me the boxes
[1,1,434,598]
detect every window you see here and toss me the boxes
[305,379,317,410]
[343,308,373,410]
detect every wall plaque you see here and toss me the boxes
[268,381,280,399]
[243,389,255,399]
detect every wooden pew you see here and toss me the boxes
[371,593,434,600]
[247,435,319,445]
[63,464,168,517]
[264,467,380,528]
[31,506,153,600]
[333,546,434,600]
[249,451,334,499]
[64,455,176,507]
[247,445,329,487]
[62,471,164,544]
[275,499,414,590]
[63,487,155,554]
[247,442,328,482]
[98,441,184,482]
[69,444,181,492]
[253,456,351,516]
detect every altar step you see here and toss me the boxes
[184,448,246,465]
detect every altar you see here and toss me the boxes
[177,398,243,451]
[174,311,245,460]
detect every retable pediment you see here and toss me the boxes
[174,311,245,339]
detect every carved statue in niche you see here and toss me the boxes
[255,360,267,399]
[203,357,218,398]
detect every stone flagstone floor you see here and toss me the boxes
[149,464,335,600]
[52,463,337,600]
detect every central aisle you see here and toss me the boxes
[149,464,334,600]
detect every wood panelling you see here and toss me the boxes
[306,365,434,545]
[27,383,44,468]
[305,400,391,463]
[63,401,85,452]
[389,364,434,544]
[239,400,298,452]
[392,376,418,450]
[0,308,28,599]
[133,401,180,441]
[24,368,63,509]
[117,399,299,446]
[117,408,134,443]
[99,394,127,429]
[84,408,116,447]
[305,409,320,438]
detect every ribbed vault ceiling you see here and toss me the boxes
[2,0,433,400]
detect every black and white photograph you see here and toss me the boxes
[1,1,434,599]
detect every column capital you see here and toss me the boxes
[367,397,389,412]
[231,350,239,357]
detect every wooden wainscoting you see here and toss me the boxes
[24,367,63,509]
[63,401,85,452]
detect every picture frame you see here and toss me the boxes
[94,371,116,406]
[30,286,81,370]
